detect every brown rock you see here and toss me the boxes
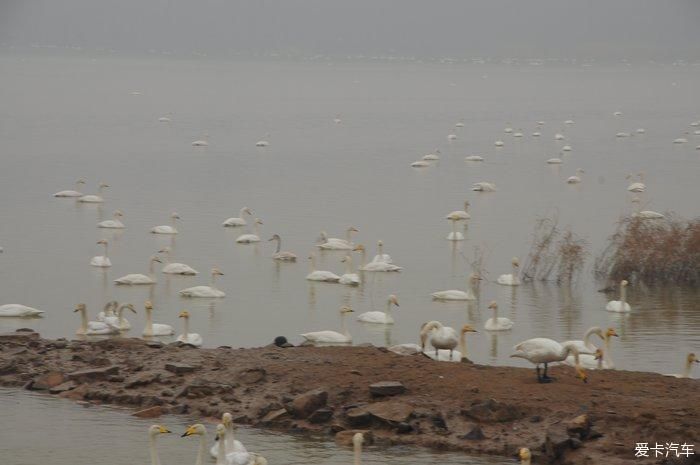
[459,424,486,440]
[59,383,89,400]
[132,406,163,418]
[125,372,162,388]
[30,372,66,390]
[544,427,572,460]
[49,380,78,394]
[364,401,414,425]
[67,366,119,382]
[238,368,266,384]
[566,414,591,439]
[260,408,289,424]
[369,381,406,397]
[461,399,523,423]
[346,407,372,426]
[335,430,374,446]
[288,389,328,419]
[0,359,18,375]
[308,408,334,424]
[165,363,197,375]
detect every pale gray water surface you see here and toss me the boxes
[0,51,699,377]
[0,389,511,465]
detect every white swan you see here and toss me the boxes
[213,424,261,465]
[432,272,480,301]
[420,320,458,359]
[353,244,403,272]
[352,433,364,465]
[513,130,524,138]
[510,338,590,383]
[74,303,120,335]
[151,213,180,234]
[465,155,484,161]
[421,322,477,362]
[306,253,340,282]
[209,413,246,459]
[96,300,118,321]
[566,168,583,184]
[484,301,514,331]
[0,304,44,317]
[673,138,688,144]
[606,279,631,312]
[78,182,109,203]
[255,140,269,147]
[555,133,565,140]
[616,132,630,138]
[181,424,209,465]
[236,218,263,243]
[455,121,464,128]
[114,256,162,285]
[179,268,226,298]
[633,210,665,219]
[142,301,174,337]
[447,134,457,141]
[176,311,202,346]
[158,114,172,122]
[192,134,209,147]
[531,131,541,137]
[339,255,360,286]
[665,353,699,379]
[103,303,136,330]
[565,120,574,125]
[446,201,471,221]
[471,182,497,192]
[411,160,431,168]
[446,218,464,241]
[494,140,504,147]
[504,125,513,134]
[317,227,358,250]
[98,210,125,229]
[159,247,199,275]
[54,179,85,197]
[223,207,253,227]
[90,239,112,267]
[423,149,441,160]
[268,234,297,261]
[561,145,572,152]
[300,306,354,344]
[148,425,172,465]
[613,111,623,116]
[357,295,399,324]
[370,240,393,264]
[626,173,646,192]
[546,158,563,164]
[563,327,618,369]
[636,128,645,134]
[497,257,520,286]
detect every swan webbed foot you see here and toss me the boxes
[537,377,553,384]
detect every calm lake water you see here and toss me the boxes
[0,388,511,465]
[0,50,699,378]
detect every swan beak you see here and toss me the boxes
[181,426,194,437]
[159,427,171,434]
[129,306,136,314]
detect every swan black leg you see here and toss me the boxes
[538,363,553,383]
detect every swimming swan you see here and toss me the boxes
[269,234,297,261]
[74,303,120,335]
[54,179,86,197]
[148,425,172,465]
[222,207,253,227]
[431,272,480,301]
[78,182,109,203]
[665,353,699,379]
[103,303,136,330]
[0,304,44,317]
[305,253,340,282]
[151,213,180,234]
[497,257,520,286]
[317,227,359,250]
[159,247,199,275]
[484,301,514,331]
[446,201,471,221]
[114,256,162,285]
[142,301,175,337]
[353,244,402,272]
[98,210,125,229]
[339,255,360,286]
[606,280,631,312]
[301,306,354,344]
[90,239,112,267]
[209,412,246,458]
[357,294,399,324]
[236,218,263,243]
[179,268,226,298]
[176,311,203,347]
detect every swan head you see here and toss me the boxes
[621,279,629,287]
[606,328,619,338]
[114,210,123,217]
[181,424,206,437]
[144,301,153,310]
[461,324,478,334]
[73,303,86,313]
[352,244,365,252]
[99,182,109,188]
[120,303,136,314]
[76,179,86,185]
[687,353,699,365]
[511,257,520,267]
[340,306,354,315]
[352,432,364,447]
[170,212,180,220]
[149,425,172,436]
[255,218,263,225]
[97,239,108,246]
[348,226,359,233]
[178,310,190,319]
[222,412,233,426]
[518,448,531,462]
[388,294,399,307]
[211,268,224,276]
[158,246,171,254]
[215,423,226,439]
[488,301,498,310]
[243,207,253,215]
[151,255,163,264]
[268,234,281,241]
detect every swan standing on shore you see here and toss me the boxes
[176,311,203,347]
[269,234,297,261]
[446,201,471,221]
[665,353,699,378]
[53,179,86,197]
[223,207,253,227]
[563,327,618,369]
[301,306,354,344]
[510,338,590,383]
[353,244,403,271]
[98,210,125,229]
[74,303,120,335]
[179,268,226,297]
[484,301,514,330]
[497,257,520,286]
[0,304,44,317]
[103,303,136,330]
[606,280,631,312]
[236,218,263,243]
[357,295,399,324]
[159,247,199,275]
[90,239,112,267]
[78,182,109,203]
[209,413,246,458]
[114,256,162,285]
[148,425,171,465]
[306,253,340,282]
[431,272,480,301]
[142,301,175,337]
[420,320,458,359]
[151,213,180,234]
[339,255,360,286]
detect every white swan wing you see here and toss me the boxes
[0,304,44,317]
[301,331,349,343]
[605,300,631,312]
[179,286,226,298]
[151,225,178,234]
[357,311,390,324]
[236,234,261,243]
[162,263,199,275]
[177,333,203,346]
[512,338,562,363]
[388,343,422,355]
[431,290,472,300]
[306,271,340,282]
[114,274,155,285]
[222,217,246,226]
[90,256,112,267]
[144,323,175,336]
[339,273,360,285]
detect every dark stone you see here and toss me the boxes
[369,381,406,397]
[544,427,572,460]
[146,341,164,349]
[346,408,372,426]
[431,413,448,430]
[360,401,414,426]
[461,399,523,423]
[566,414,591,439]
[396,422,413,434]
[125,372,161,388]
[460,424,486,440]
[165,363,197,375]
[530,415,542,423]
[53,340,68,349]
[0,359,18,375]
[309,408,333,424]
[287,389,328,419]
[570,437,583,449]
[67,366,119,382]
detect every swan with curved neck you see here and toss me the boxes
[353,244,402,272]
[567,168,584,184]
[236,218,263,243]
[176,310,203,347]
[223,207,253,227]
[339,255,360,286]
[484,301,514,330]
[563,327,618,369]
[54,179,85,197]
[357,295,399,324]
[142,301,174,336]
[74,303,120,335]
[666,353,699,379]
[148,425,171,465]
[98,210,125,229]
[179,268,226,297]
[268,234,297,261]
[301,307,354,344]
[420,321,458,359]
[497,257,520,286]
[446,200,471,221]
[159,247,198,275]
[114,256,162,285]
[78,182,108,203]
[181,424,209,465]
[431,272,480,301]
[606,280,631,312]
[104,303,136,330]
[90,239,112,267]
[305,253,340,282]
[511,338,589,383]
[151,213,180,234]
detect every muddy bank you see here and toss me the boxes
[1,330,697,464]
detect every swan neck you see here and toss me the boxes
[80,309,88,332]
[211,273,217,286]
[195,433,206,465]
[145,308,153,333]
[275,238,281,254]
[353,441,362,465]
[345,257,353,274]
[521,458,531,465]
[239,207,246,217]
[620,285,627,304]
[254,222,260,236]
[216,433,227,465]
[183,318,190,339]
[341,313,349,337]
[492,306,499,321]
[564,344,580,365]
[682,360,691,378]
[310,255,316,271]
[149,259,155,275]
[103,242,109,257]
[583,327,601,347]
[459,331,467,358]
[149,435,161,465]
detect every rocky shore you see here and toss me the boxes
[1,330,698,464]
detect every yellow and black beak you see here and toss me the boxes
[181,426,194,437]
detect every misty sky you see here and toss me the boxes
[2,0,699,61]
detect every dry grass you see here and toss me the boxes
[595,214,700,286]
